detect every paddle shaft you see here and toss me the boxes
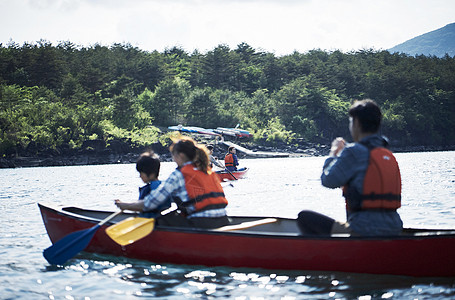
[224,168,238,180]
[98,210,123,226]
[51,210,122,255]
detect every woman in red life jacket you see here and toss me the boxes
[297,99,403,236]
[115,137,230,228]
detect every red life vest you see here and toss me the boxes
[225,153,235,167]
[180,164,228,214]
[343,147,401,211]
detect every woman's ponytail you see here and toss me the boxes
[194,145,210,173]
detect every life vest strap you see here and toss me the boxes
[361,193,401,201]
[181,191,226,207]
[190,203,228,214]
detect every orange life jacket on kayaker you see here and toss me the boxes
[225,153,235,168]
[179,164,228,214]
[343,147,401,212]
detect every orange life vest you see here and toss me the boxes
[343,147,401,212]
[179,164,228,214]
[225,153,235,167]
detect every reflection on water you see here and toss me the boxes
[39,253,455,299]
[1,151,455,299]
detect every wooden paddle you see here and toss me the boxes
[224,167,238,180]
[43,210,122,265]
[105,217,155,246]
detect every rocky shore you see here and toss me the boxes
[1,137,454,169]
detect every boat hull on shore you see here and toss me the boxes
[39,203,455,277]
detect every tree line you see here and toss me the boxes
[1,40,454,156]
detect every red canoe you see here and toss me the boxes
[38,203,455,277]
[216,168,248,181]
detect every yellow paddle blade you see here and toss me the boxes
[105,217,155,246]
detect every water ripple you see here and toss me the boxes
[1,152,455,299]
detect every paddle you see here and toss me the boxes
[224,167,238,180]
[43,210,122,265]
[105,217,155,246]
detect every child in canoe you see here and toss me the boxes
[135,151,171,218]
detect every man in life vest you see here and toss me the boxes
[297,99,403,236]
[224,146,239,172]
[207,144,224,169]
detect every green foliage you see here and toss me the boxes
[99,120,127,140]
[1,40,454,156]
[110,89,152,130]
[131,126,161,146]
[100,120,161,146]
[146,77,190,125]
[237,89,273,130]
[253,117,295,144]
[288,116,319,140]
[270,76,350,140]
[184,87,219,128]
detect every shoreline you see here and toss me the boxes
[1,141,454,169]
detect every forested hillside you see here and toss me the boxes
[1,40,454,157]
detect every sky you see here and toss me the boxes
[1,0,454,56]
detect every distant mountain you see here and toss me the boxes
[388,23,455,57]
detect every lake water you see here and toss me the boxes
[1,151,454,299]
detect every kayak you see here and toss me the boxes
[167,125,252,138]
[215,168,248,181]
[38,203,455,277]
[214,127,253,138]
[168,125,220,136]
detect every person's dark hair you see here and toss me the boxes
[170,137,210,173]
[348,99,382,133]
[228,146,235,153]
[136,151,160,177]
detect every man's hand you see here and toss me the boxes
[330,137,346,157]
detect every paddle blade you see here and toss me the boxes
[105,217,155,246]
[43,225,100,265]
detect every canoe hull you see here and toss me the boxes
[216,168,248,181]
[39,204,455,277]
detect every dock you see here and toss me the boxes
[221,141,289,158]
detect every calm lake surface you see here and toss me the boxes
[1,151,454,299]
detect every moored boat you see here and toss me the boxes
[215,168,248,181]
[38,203,455,277]
[168,125,220,136]
[214,127,253,138]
